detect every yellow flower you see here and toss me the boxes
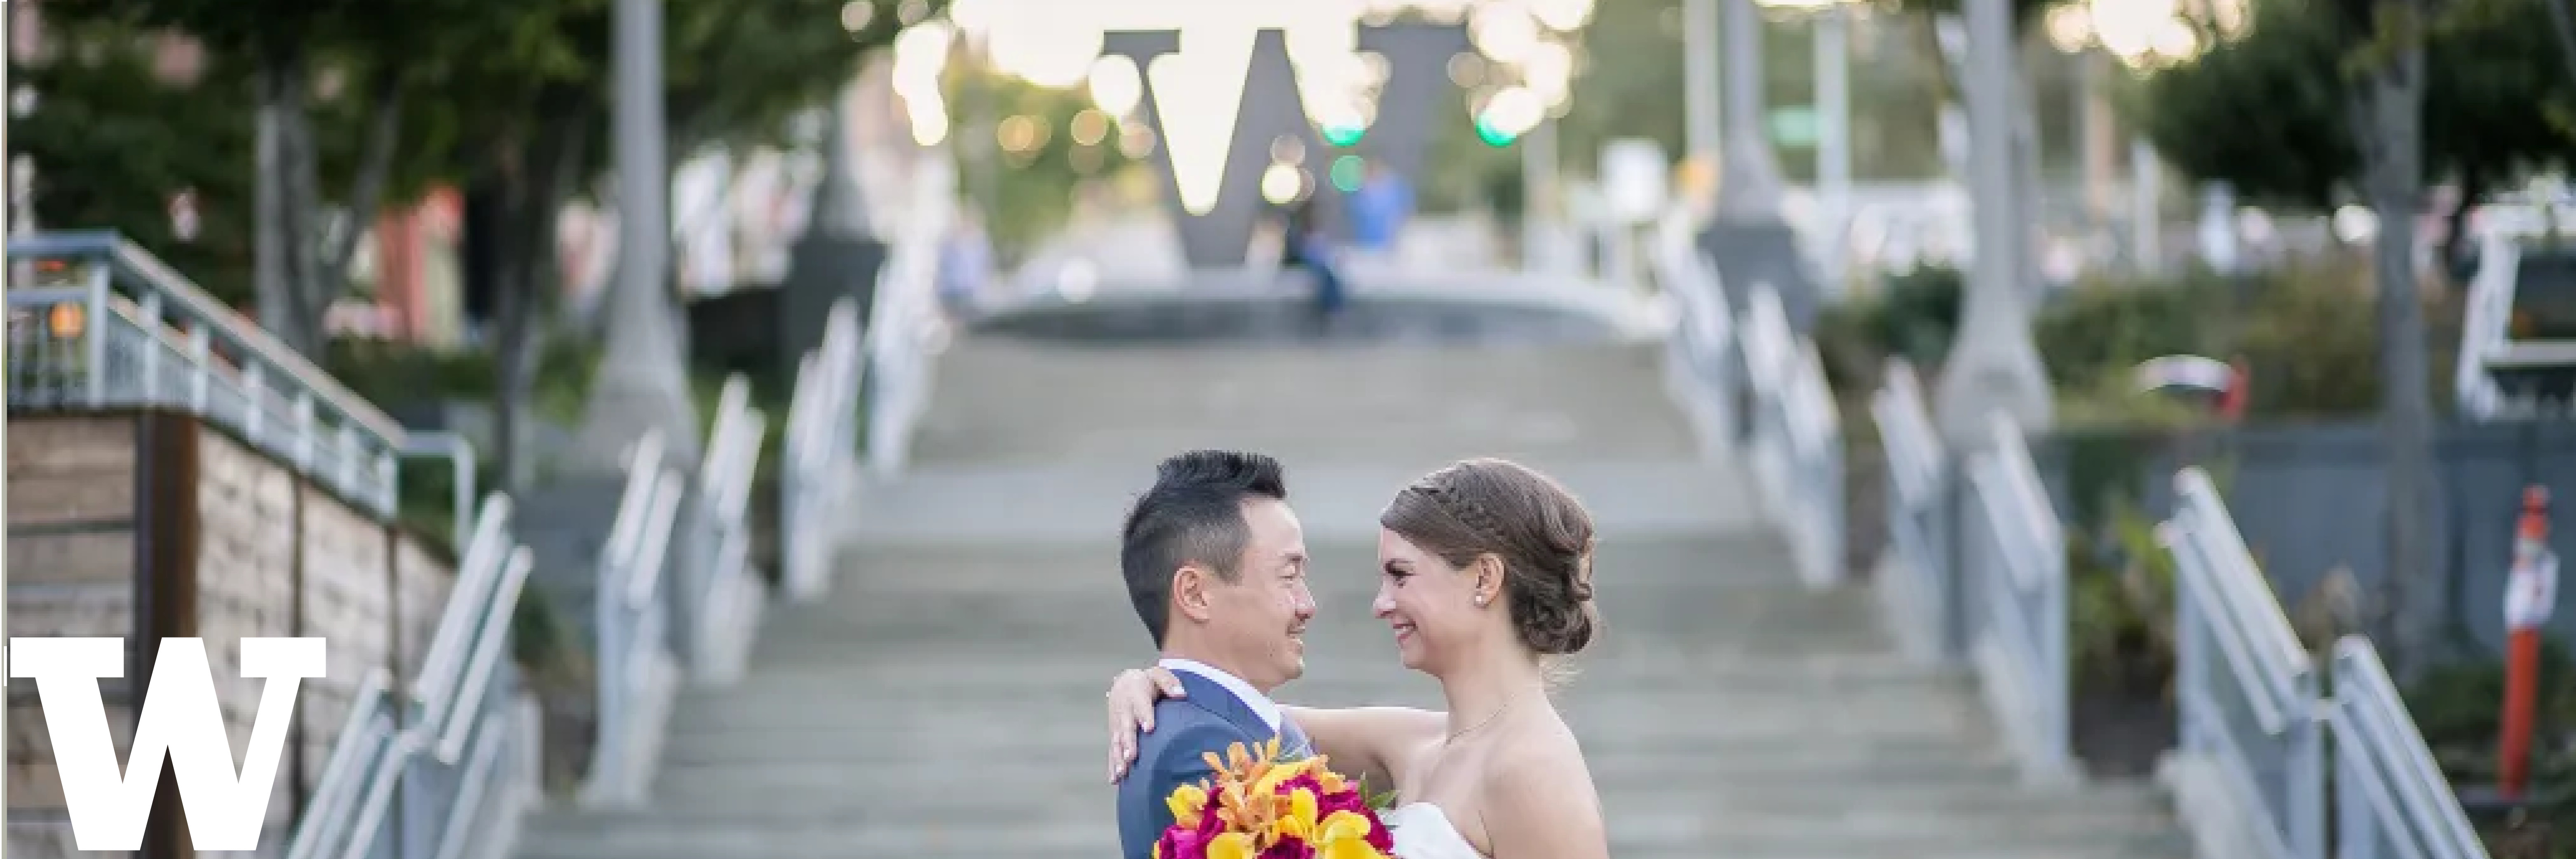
[1314,811,1386,859]
[1208,832,1257,859]
[1265,786,1321,843]
[1168,782,1208,830]
[1252,756,1319,795]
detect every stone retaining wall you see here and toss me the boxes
[5,411,455,859]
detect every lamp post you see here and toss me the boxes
[1715,0,1785,219]
[575,0,704,471]
[1931,0,2053,447]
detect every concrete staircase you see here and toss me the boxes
[516,336,2187,859]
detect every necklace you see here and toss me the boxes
[1447,697,1519,744]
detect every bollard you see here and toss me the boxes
[2497,486,2556,799]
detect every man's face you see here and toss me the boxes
[1204,497,1315,692]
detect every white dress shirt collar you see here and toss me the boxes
[1157,657,1283,734]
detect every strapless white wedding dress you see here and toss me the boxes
[1379,803,1487,859]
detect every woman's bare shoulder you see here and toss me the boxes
[1476,720,1606,859]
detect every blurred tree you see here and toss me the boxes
[2127,0,2576,670]
[2126,0,2573,216]
[413,0,923,487]
[943,63,1135,261]
[11,16,256,305]
[44,0,502,356]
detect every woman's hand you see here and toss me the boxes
[1106,666,1186,783]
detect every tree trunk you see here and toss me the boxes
[253,63,310,355]
[491,119,592,492]
[2351,4,2440,671]
[314,77,406,308]
[280,66,328,353]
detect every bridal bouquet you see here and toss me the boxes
[1155,738,1397,859]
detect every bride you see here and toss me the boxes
[1105,457,1610,859]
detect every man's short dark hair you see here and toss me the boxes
[1120,450,1288,647]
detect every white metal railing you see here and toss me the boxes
[1870,359,1952,661]
[2159,468,2490,859]
[2328,639,2491,859]
[1650,214,1741,450]
[682,375,769,685]
[286,495,540,859]
[1740,281,1845,587]
[861,158,956,478]
[1958,412,2072,781]
[5,231,429,517]
[1870,359,2072,783]
[580,430,690,807]
[781,298,864,600]
[2161,466,2328,859]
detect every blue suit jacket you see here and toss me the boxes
[1114,672,1288,859]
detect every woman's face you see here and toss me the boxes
[1372,528,1489,672]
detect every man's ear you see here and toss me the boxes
[1171,564,1215,624]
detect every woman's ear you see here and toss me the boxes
[1474,553,1506,606]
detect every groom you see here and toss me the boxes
[1112,450,1318,859]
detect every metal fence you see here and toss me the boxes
[581,431,690,808]
[1738,282,1846,588]
[780,299,864,601]
[861,159,956,478]
[2159,468,2490,859]
[284,497,540,859]
[1871,358,2073,783]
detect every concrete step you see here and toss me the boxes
[652,726,2022,774]
[659,685,1995,740]
[633,753,2156,817]
[776,578,1868,635]
[826,533,1804,594]
[908,341,1701,467]
[703,652,1968,695]
[518,811,2188,859]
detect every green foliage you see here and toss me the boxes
[1811,264,1960,407]
[2128,0,2576,211]
[11,18,256,305]
[948,66,1136,259]
[2065,493,2180,691]
[2033,268,2236,393]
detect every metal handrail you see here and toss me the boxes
[2329,638,2491,859]
[1961,413,2072,781]
[781,299,864,600]
[1867,360,2071,782]
[285,492,538,859]
[1738,282,1845,587]
[7,232,408,514]
[2158,466,2328,859]
[2158,471,2491,859]
[1870,359,1954,661]
[683,374,769,683]
[861,158,956,478]
[585,430,690,807]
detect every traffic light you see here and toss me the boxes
[1473,114,1518,147]
[1321,124,1366,148]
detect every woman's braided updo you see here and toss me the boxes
[1379,458,1600,655]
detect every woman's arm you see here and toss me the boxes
[1279,704,1443,795]
[1104,668,1440,791]
[1480,741,1609,859]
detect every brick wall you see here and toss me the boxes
[4,412,458,859]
